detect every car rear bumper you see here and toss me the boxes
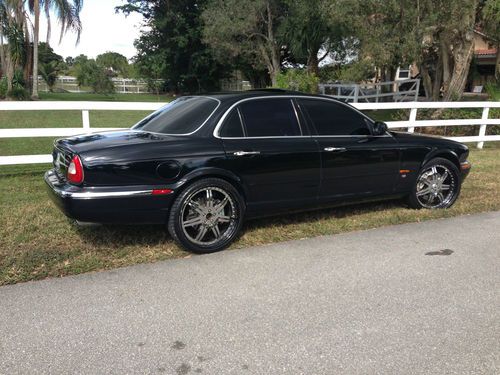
[44,169,175,224]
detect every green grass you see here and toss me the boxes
[0,93,170,157]
[0,109,152,157]
[0,110,153,129]
[0,148,499,285]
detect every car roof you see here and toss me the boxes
[197,89,328,102]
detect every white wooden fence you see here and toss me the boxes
[0,101,499,166]
[319,79,420,102]
[37,76,163,94]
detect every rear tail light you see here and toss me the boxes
[67,155,84,184]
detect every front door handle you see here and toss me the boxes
[324,147,347,152]
[233,151,261,156]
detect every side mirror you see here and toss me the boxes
[372,121,388,136]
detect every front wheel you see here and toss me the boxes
[167,178,244,253]
[408,157,461,209]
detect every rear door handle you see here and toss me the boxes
[233,151,261,156]
[324,147,346,152]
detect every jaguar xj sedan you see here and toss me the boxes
[45,90,471,253]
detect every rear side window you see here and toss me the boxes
[298,99,371,136]
[132,96,218,135]
[238,99,301,137]
[219,109,244,137]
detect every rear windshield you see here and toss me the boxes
[132,96,219,135]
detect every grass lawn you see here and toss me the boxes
[0,147,499,285]
[0,92,171,157]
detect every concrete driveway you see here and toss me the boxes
[1,212,499,374]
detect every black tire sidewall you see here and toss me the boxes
[409,157,461,209]
[167,178,245,253]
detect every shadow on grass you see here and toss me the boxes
[73,198,405,248]
[73,223,171,248]
[244,198,404,231]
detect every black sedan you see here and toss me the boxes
[45,90,471,253]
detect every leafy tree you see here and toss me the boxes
[0,0,29,94]
[336,0,481,100]
[117,0,228,93]
[74,57,114,94]
[482,0,500,79]
[38,42,64,91]
[275,69,319,93]
[96,51,130,77]
[202,0,286,86]
[28,0,83,99]
[280,0,348,75]
[413,0,479,100]
[65,56,75,66]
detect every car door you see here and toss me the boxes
[297,98,400,200]
[217,97,321,214]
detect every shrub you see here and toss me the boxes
[0,77,8,99]
[485,82,500,101]
[275,69,319,94]
[319,60,375,83]
[8,87,29,100]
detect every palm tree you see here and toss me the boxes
[0,0,29,94]
[28,0,82,99]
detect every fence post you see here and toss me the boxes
[354,85,359,103]
[408,107,417,133]
[477,107,490,149]
[82,110,90,131]
[415,79,420,101]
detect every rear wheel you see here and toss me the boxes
[408,157,461,209]
[168,178,244,253]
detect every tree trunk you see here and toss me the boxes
[23,36,32,85]
[307,52,319,76]
[432,50,443,101]
[0,44,14,94]
[265,0,280,87]
[419,64,433,100]
[0,43,6,78]
[443,35,474,101]
[31,0,40,99]
[495,43,500,80]
[269,50,280,86]
[440,37,451,95]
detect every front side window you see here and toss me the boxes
[238,99,301,137]
[132,96,218,135]
[298,99,371,136]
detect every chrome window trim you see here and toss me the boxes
[219,97,303,139]
[132,96,221,136]
[213,95,386,139]
[290,99,304,135]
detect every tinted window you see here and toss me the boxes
[239,99,301,137]
[132,96,218,134]
[220,109,244,137]
[299,99,371,136]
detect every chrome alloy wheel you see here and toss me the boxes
[416,165,456,208]
[180,187,238,246]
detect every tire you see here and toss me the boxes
[167,178,245,253]
[408,157,461,209]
